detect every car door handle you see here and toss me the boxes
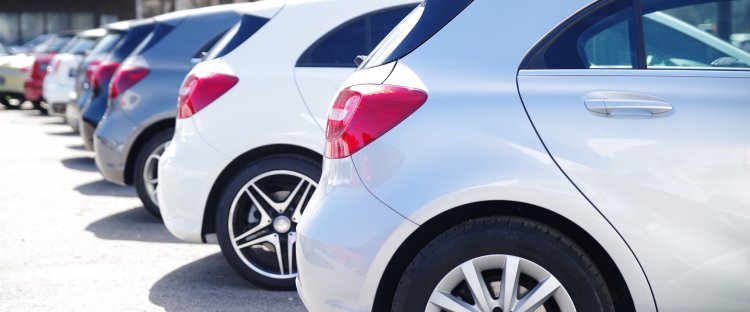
[584,91,673,116]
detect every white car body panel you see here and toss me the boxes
[159,0,420,244]
[43,53,81,106]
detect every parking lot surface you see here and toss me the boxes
[0,107,307,311]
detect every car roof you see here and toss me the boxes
[77,28,107,38]
[104,20,133,32]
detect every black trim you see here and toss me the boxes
[295,4,417,68]
[632,0,647,69]
[520,0,618,70]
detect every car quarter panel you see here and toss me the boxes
[349,0,655,310]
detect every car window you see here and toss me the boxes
[641,0,750,69]
[297,5,416,68]
[89,33,122,56]
[204,14,270,60]
[363,0,472,69]
[65,37,99,55]
[525,0,636,69]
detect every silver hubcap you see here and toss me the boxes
[143,141,169,206]
[228,170,317,279]
[427,255,576,312]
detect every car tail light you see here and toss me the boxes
[92,61,119,91]
[48,59,61,73]
[325,84,427,159]
[86,60,102,83]
[109,65,150,101]
[177,73,238,119]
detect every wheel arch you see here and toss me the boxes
[124,118,175,185]
[201,144,323,239]
[372,200,637,311]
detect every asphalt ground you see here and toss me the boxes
[0,106,308,312]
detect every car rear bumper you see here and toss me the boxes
[93,108,135,186]
[24,78,43,102]
[296,157,418,311]
[158,119,228,243]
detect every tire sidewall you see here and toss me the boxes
[133,128,173,219]
[393,217,612,312]
[215,154,321,290]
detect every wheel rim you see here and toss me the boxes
[142,141,169,206]
[427,255,576,312]
[228,170,317,279]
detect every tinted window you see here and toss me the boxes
[89,33,122,56]
[363,0,473,69]
[297,5,416,68]
[46,36,74,53]
[131,21,177,56]
[525,0,636,69]
[64,37,99,55]
[110,22,154,61]
[205,14,270,60]
[642,0,750,69]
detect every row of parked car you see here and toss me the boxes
[5,0,750,311]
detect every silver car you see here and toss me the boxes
[296,0,750,311]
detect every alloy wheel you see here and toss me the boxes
[228,170,317,279]
[427,254,576,312]
[142,141,168,206]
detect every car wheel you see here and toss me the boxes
[216,154,321,290]
[393,217,614,312]
[133,129,173,219]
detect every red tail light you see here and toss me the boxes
[109,66,150,101]
[177,73,238,119]
[85,59,102,84]
[325,84,427,159]
[92,61,119,91]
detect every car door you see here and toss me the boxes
[517,0,750,310]
[294,5,414,129]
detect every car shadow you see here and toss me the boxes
[67,144,87,151]
[45,130,78,137]
[149,253,307,312]
[85,207,184,244]
[61,156,97,172]
[74,179,136,198]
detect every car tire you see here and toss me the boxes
[133,128,173,219]
[392,217,615,312]
[216,154,321,290]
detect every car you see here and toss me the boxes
[93,4,249,217]
[9,34,55,54]
[78,19,155,149]
[66,21,132,132]
[0,41,12,57]
[42,28,106,117]
[24,32,76,111]
[156,0,418,289]
[296,0,750,311]
[0,53,33,109]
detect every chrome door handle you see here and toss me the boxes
[585,91,673,116]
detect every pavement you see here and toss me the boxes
[0,106,308,312]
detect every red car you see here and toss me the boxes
[24,32,75,111]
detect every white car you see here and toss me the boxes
[296,0,750,311]
[158,0,418,289]
[42,28,105,116]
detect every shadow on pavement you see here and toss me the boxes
[46,130,78,137]
[62,157,97,172]
[149,253,306,312]
[85,207,184,243]
[67,144,87,151]
[74,179,136,197]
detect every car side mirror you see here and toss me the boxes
[354,55,367,67]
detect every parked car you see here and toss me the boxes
[42,28,106,117]
[10,34,55,54]
[93,5,248,216]
[157,0,417,289]
[78,19,155,149]
[296,0,750,311]
[66,21,131,132]
[0,53,33,108]
[24,32,76,111]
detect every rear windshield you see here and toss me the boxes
[131,21,178,56]
[89,33,123,56]
[64,37,99,55]
[362,0,474,69]
[46,36,74,53]
[204,14,270,60]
